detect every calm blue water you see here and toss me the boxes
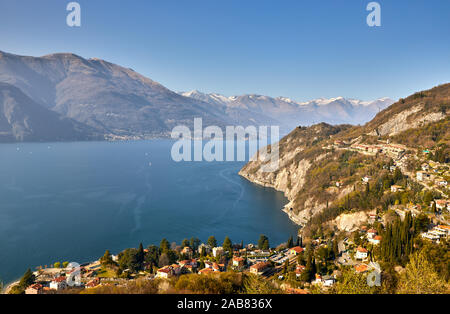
[0,140,298,283]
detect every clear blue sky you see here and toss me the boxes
[0,0,449,101]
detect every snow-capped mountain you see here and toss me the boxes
[0,49,394,142]
[180,90,395,132]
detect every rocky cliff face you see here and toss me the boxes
[239,84,449,227]
[239,123,349,225]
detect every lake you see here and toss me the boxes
[0,140,298,283]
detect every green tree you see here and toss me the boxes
[190,237,200,251]
[100,250,114,266]
[287,236,294,248]
[137,243,145,268]
[223,236,232,253]
[207,236,217,248]
[181,238,190,248]
[334,268,377,294]
[258,235,269,250]
[19,268,35,289]
[397,251,448,294]
[118,248,140,272]
[53,262,61,268]
[160,238,170,253]
[393,168,404,183]
[242,274,282,294]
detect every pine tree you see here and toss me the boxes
[287,236,294,248]
[19,268,35,289]
[207,236,217,248]
[160,238,170,253]
[223,236,232,254]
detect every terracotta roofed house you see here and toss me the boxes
[355,247,368,260]
[288,246,304,255]
[25,283,43,294]
[250,262,271,276]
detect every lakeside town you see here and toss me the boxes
[4,138,449,294]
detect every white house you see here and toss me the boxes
[391,185,403,193]
[50,276,68,290]
[355,247,368,260]
[369,235,382,245]
[212,247,224,258]
[156,266,173,279]
[417,171,430,181]
[322,275,336,287]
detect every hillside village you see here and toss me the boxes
[8,150,450,295]
[5,85,450,295]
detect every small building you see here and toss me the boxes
[313,273,322,285]
[212,247,224,258]
[288,246,304,256]
[391,185,404,193]
[250,262,271,276]
[171,264,182,276]
[322,275,336,287]
[156,266,173,279]
[355,247,368,260]
[232,257,244,268]
[354,264,369,273]
[435,200,449,211]
[369,235,382,245]
[435,225,450,235]
[50,276,68,291]
[181,246,193,258]
[295,265,305,278]
[25,283,43,294]
[212,263,223,272]
[417,171,430,181]
[198,268,214,275]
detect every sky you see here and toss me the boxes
[0,0,449,101]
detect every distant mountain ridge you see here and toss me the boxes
[180,90,394,132]
[0,50,394,142]
[0,82,99,142]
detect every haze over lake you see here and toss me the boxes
[0,140,298,283]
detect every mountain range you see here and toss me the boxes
[0,50,394,142]
[180,90,394,133]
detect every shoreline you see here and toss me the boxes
[238,171,303,228]
[2,279,19,294]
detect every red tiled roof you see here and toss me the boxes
[355,264,368,273]
[289,246,304,253]
[53,276,66,283]
[250,262,270,271]
[199,268,213,274]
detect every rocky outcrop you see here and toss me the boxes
[240,83,449,228]
[370,104,446,137]
[334,210,376,232]
[239,124,347,226]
